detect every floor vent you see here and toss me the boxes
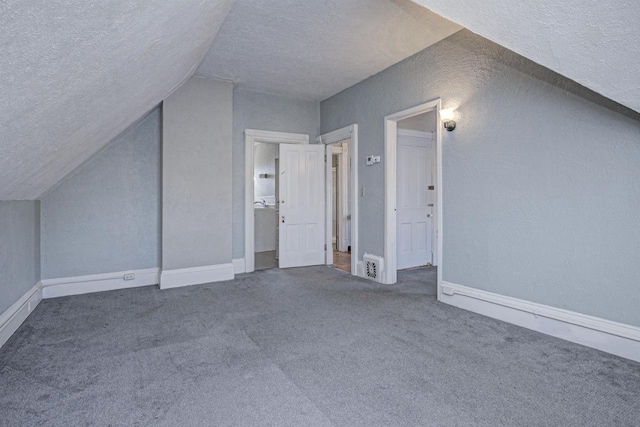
[363,253,384,283]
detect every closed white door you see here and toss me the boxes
[279,143,325,268]
[397,133,434,270]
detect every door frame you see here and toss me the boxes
[244,129,309,273]
[317,124,359,276]
[383,99,443,299]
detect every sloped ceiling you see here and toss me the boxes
[196,0,462,101]
[410,0,640,113]
[0,0,234,200]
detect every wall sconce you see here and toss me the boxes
[440,108,456,131]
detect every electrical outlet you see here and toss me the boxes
[123,273,135,281]
[366,155,381,166]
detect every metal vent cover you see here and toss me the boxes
[363,253,384,283]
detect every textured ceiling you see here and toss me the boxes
[0,0,234,200]
[196,0,462,101]
[410,0,640,113]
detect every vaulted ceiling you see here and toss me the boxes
[0,0,233,200]
[196,0,462,100]
[1,0,637,200]
[411,0,640,113]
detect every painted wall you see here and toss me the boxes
[40,109,161,279]
[320,30,640,327]
[232,89,320,259]
[163,77,233,270]
[0,201,40,314]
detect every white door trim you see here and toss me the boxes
[318,124,359,276]
[384,99,443,292]
[245,129,309,273]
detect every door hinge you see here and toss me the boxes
[324,244,327,250]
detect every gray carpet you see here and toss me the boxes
[1,266,638,426]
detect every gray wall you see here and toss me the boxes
[163,77,233,270]
[320,30,640,327]
[40,108,161,279]
[232,89,320,259]
[0,201,40,314]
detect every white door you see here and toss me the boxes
[279,143,325,268]
[397,133,434,270]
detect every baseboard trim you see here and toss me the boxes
[440,281,640,363]
[0,282,43,349]
[42,268,160,299]
[232,258,246,274]
[160,263,234,289]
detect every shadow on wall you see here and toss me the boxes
[454,30,640,122]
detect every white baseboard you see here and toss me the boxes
[0,282,43,349]
[440,281,640,363]
[160,263,234,289]
[232,258,246,274]
[42,268,160,299]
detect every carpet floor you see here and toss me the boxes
[1,266,638,426]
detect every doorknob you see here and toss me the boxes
[281,216,285,223]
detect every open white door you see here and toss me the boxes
[279,143,325,268]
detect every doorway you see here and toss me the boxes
[330,140,350,273]
[383,99,443,297]
[253,141,278,270]
[318,124,359,276]
[396,111,437,270]
[245,129,325,273]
